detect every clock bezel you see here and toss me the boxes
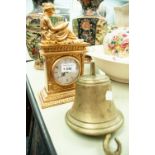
[51,56,81,86]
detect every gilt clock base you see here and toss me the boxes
[39,87,75,109]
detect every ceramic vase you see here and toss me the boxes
[72,0,107,45]
[26,0,65,69]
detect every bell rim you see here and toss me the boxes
[65,111,124,136]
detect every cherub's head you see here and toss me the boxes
[42,2,55,16]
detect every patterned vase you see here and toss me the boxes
[26,0,65,69]
[72,0,107,45]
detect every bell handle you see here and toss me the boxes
[103,133,122,155]
[90,61,96,76]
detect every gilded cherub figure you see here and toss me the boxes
[40,3,80,44]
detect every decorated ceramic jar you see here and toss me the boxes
[78,0,103,13]
[72,0,107,45]
[26,0,65,69]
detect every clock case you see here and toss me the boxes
[39,43,88,108]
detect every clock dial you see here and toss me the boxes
[52,56,80,86]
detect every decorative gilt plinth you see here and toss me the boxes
[39,87,75,109]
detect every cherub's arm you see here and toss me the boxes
[45,17,55,30]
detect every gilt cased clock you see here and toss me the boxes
[39,43,88,108]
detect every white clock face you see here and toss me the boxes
[52,56,80,86]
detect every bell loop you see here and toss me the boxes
[103,134,121,155]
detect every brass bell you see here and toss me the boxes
[66,62,124,136]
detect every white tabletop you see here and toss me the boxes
[27,61,129,155]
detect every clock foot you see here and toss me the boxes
[39,87,75,109]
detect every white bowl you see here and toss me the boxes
[87,45,129,83]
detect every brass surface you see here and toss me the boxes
[103,134,121,155]
[66,62,124,136]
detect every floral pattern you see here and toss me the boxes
[77,18,98,45]
[104,27,129,57]
[81,20,91,30]
[73,17,107,45]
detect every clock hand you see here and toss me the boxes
[61,72,66,77]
